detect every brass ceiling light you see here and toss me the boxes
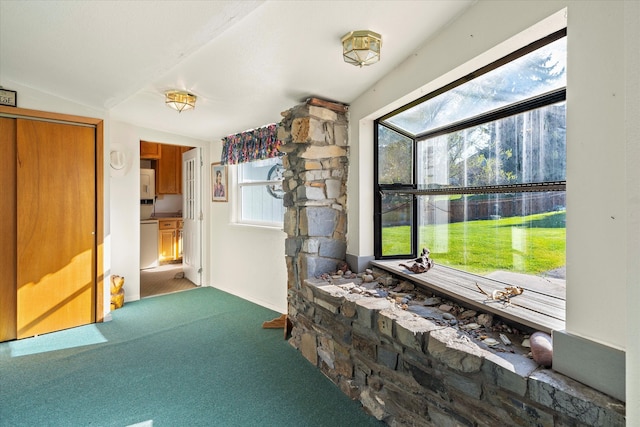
[165,90,197,113]
[341,30,382,67]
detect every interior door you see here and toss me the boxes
[16,119,96,339]
[182,147,202,286]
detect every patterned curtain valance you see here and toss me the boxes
[220,123,283,165]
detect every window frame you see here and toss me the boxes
[236,158,285,228]
[373,29,568,332]
[374,28,567,261]
[377,29,567,137]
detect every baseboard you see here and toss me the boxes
[553,329,625,402]
[346,253,375,273]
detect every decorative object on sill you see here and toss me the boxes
[211,162,228,202]
[341,30,382,67]
[110,275,125,310]
[399,247,433,274]
[165,90,196,113]
[530,331,553,367]
[476,282,525,304]
[499,333,512,346]
[220,123,282,165]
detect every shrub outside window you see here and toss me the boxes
[375,31,567,285]
[237,157,285,227]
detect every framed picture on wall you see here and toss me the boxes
[211,163,228,202]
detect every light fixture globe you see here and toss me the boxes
[341,30,382,67]
[165,90,197,113]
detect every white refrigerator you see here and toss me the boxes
[140,168,158,269]
[140,220,159,269]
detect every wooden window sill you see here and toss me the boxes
[371,260,565,334]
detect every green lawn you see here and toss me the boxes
[382,211,566,275]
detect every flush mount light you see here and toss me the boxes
[341,30,382,67]
[165,90,196,113]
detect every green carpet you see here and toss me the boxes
[0,287,383,427]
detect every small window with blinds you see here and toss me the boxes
[237,157,285,227]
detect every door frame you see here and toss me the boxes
[0,105,105,323]
[182,147,202,286]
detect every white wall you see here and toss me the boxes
[624,0,640,416]
[346,0,638,419]
[207,140,288,314]
[564,0,626,347]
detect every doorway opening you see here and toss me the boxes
[139,141,203,299]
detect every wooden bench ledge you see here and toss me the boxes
[371,260,566,334]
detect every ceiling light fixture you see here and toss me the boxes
[341,30,382,67]
[165,90,196,113]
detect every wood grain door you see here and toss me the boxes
[16,119,96,339]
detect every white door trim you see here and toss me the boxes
[182,147,202,286]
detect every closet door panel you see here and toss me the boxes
[16,119,96,339]
[0,118,17,342]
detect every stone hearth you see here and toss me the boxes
[288,270,625,426]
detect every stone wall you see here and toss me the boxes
[287,273,625,426]
[278,99,349,290]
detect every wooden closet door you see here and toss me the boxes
[16,119,96,339]
[0,118,17,342]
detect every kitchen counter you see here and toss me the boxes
[152,212,183,219]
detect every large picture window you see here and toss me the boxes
[375,30,566,285]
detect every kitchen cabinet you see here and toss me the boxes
[140,143,193,195]
[158,219,183,262]
[177,220,184,259]
[157,144,181,195]
[140,141,161,159]
[157,145,179,194]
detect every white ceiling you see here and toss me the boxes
[0,0,474,142]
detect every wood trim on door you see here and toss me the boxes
[95,121,104,322]
[0,118,17,342]
[0,106,103,126]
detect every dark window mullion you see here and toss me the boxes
[411,134,418,259]
[378,28,567,125]
[381,181,567,196]
[414,89,566,141]
[373,120,382,258]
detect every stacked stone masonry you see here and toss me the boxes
[278,100,349,288]
[287,276,625,426]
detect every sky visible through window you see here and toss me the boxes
[382,38,566,137]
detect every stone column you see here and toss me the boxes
[278,98,348,290]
